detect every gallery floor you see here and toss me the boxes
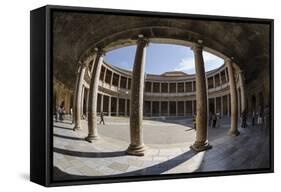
[53,116,270,181]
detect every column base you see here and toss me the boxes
[190,141,212,152]
[73,126,81,131]
[85,134,99,143]
[126,144,146,156]
[227,129,240,136]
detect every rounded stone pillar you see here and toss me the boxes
[226,58,240,136]
[85,49,104,142]
[126,36,149,156]
[238,71,246,115]
[73,64,87,131]
[190,43,212,152]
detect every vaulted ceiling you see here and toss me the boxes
[52,9,271,89]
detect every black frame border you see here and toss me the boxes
[30,4,274,187]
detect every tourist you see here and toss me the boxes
[192,114,196,130]
[212,113,217,128]
[70,107,73,121]
[59,105,65,121]
[241,110,247,128]
[216,113,221,127]
[99,111,105,125]
[252,111,256,127]
[55,106,59,122]
[209,112,213,127]
[257,112,263,129]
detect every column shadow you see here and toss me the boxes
[53,133,85,141]
[53,125,73,131]
[53,147,126,158]
[53,149,199,181]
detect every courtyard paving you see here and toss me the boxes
[53,116,270,181]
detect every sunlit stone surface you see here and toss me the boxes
[53,116,269,180]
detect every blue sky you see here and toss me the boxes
[104,43,224,75]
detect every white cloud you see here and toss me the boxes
[174,57,195,73]
[173,51,224,74]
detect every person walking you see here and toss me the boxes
[99,111,105,125]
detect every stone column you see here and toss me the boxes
[219,71,222,87]
[226,59,240,136]
[159,101,161,116]
[126,36,149,156]
[126,77,129,89]
[238,71,246,117]
[116,97,119,116]
[227,94,230,117]
[221,96,223,117]
[176,101,178,116]
[190,43,212,152]
[85,49,104,142]
[73,64,87,131]
[184,101,186,116]
[192,81,194,92]
[108,96,111,116]
[214,97,217,114]
[85,88,89,117]
[72,69,80,124]
[168,101,170,116]
[118,75,121,89]
[125,99,128,116]
[191,100,194,114]
[150,101,153,117]
[81,85,85,117]
[100,94,104,113]
[110,70,113,88]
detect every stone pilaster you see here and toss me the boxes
[190,43,212,152]
[85,49,104,142]
[126,36,149,156]
[226,59,240,136]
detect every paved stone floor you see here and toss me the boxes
[53,116,270,181]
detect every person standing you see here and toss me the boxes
[252,111,256,127]
[212,113,217,128]
[257,112,263,129]
[70,107,73,121]
[209,112,213,127]
[55,106,59,122]
[192,114,196,130]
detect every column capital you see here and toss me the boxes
[225,57,235,65]
[79,47,105,66]
[191,43,203,52]
[95,48,106,57]
[137,35,149,47]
